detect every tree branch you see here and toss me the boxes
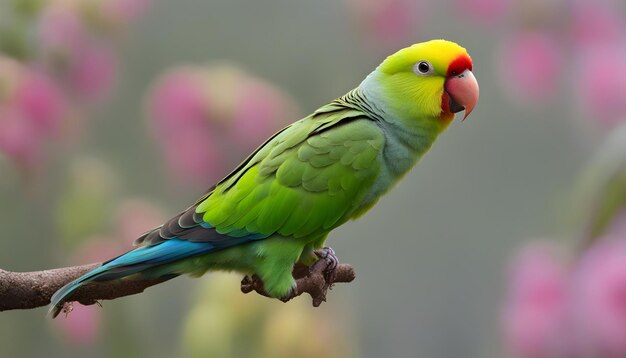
[0,261,355,317]
[0,263,170,316]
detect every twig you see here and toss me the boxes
[0,261,355,317]
[0,263,169,317]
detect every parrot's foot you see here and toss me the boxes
[240,248,355,307]
[313,247,338,282]
[240,274,296,302]
[240,275,264,295]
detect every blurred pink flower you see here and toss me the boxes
[38,3,122,101]
[0,58,68,169]
[1,0,147,175]
[498,31,562,103]
[115,199,166,244]
[51,238,123,346]
[162,128,224,184]
[147,65,298,186]
[575,47,626,127]
[52,302,101,346]
[503,243,571,357]
[149,70,209,133]
[68,44,118,100]
[38,4,87,58]
[0,107,42,167]
[148,69,219,184]
[231,79,295,150]
[573,238,626,356]
[15,71,66,134]
[570,0,625,50]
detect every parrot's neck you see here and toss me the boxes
[356,77,445,176]
[328,78,449,217]
[330,81,446,215]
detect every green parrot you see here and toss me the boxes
[49,39,479,317]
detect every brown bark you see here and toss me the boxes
[0,261,355,318]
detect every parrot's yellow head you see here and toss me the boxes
[361,39,479,126]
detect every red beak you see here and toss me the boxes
[444,69,479,120]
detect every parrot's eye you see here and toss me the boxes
[413,61,434,76]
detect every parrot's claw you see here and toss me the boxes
[241,247,355,307]
[241,275,298,302]
[313,246,338,282]
[279,289,297,303]
[61,302,74,317]
[240,275,263,294]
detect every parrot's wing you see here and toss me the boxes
[135,103,384,247]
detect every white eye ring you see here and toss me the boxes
[413,60,434,76]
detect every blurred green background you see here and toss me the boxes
[1,0,624,357]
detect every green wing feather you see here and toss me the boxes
[134,102,384,247]
[196,106,384,240]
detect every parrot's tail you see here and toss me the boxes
[48,239,215,318]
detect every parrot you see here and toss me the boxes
[49,39,479,317]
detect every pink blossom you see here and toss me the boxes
[147,68,217,185]
[575,46,626,127]
[570,0,625,50]
[50,238,123,346]
[115,199,166,244]
[503,243,571,357]
[231,80,295,150]
[0,107,42,167]
[146,65,297,186]
[0,59,66,168]
[573,238,626,356]
[148,70,209,133]
[52,301,101,346]
[38,5,87,57]
[68,44,118,100]
[15,71,65,135]
[498,31,562,103]
[162,128,224,184]
[38,4,120,101]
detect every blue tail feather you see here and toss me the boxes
[48,239,218,317]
